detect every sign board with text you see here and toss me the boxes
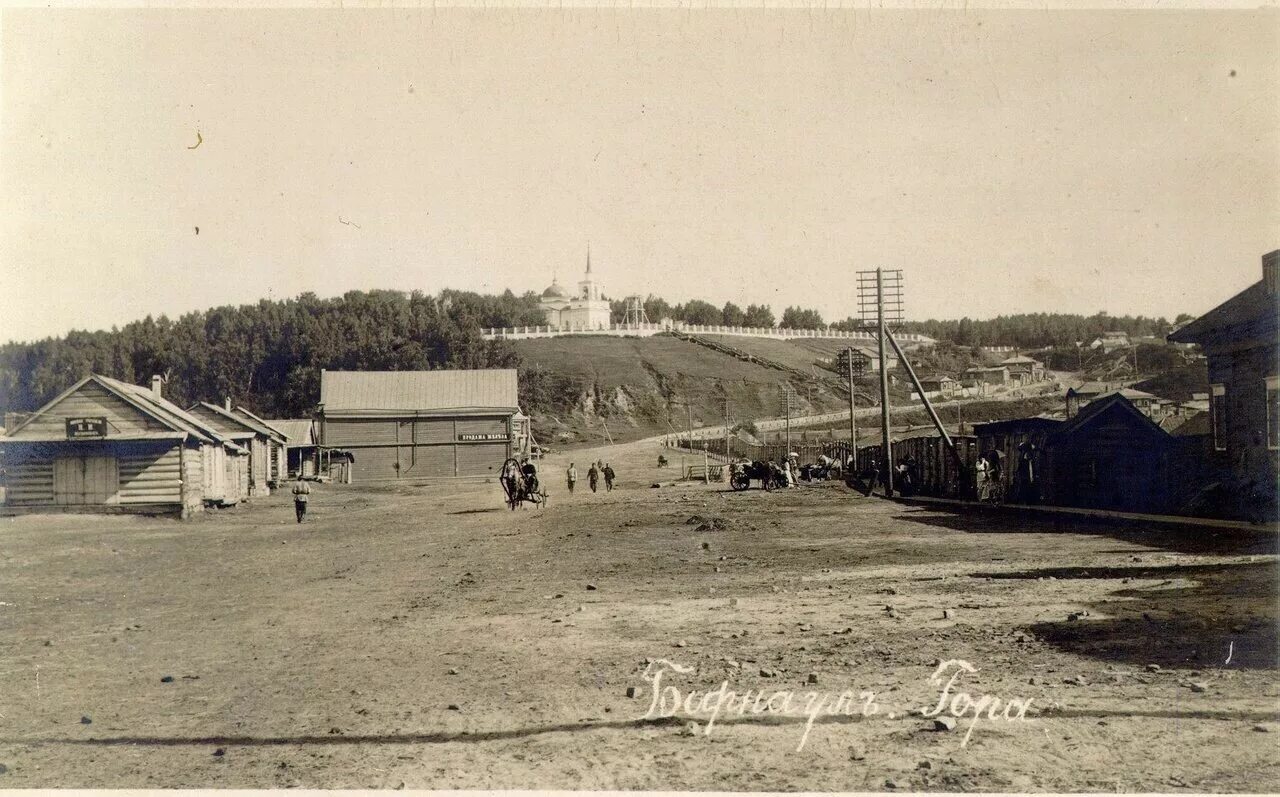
[66,417,108,439]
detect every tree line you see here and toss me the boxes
[608,296,1176,348]
[0,290,532,419]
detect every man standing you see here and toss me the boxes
[292,475,311,524]
[603,462,616,492]
[588,463,599,493]
[566,462,578,494]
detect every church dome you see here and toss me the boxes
[542,281,569,299]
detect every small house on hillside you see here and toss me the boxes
[0,374,245,517]
[843,346,898,375]
[916,375,960,397]
[317,369,522,481]
[962,366,1009,391]
[1065,382,1111,416]
[188,401,287,496]
[999,355,1045,384]
[1042,393,1173,513]
[1068,385,1159,419]
[1090,331,1131,353]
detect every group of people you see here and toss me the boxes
[565,460,616,494]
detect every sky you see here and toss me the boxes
[1,7,1277,343]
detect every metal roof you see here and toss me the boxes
[190,402,286,442]
[320,369,519,413]
[264,419,316,446]
[97,376,223,444]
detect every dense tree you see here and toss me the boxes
[721,302,746,327]
[743,304,775,328]
[780,306,824,329]
[642,295,673,324]
[679,299,723,325]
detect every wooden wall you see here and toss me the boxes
[6,382,170,440]
[320,414,512,480]
[1,440,200,514]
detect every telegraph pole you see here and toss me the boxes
[877,269,894,495]
[846,346,858,472]
[782,384,792,454]
[686,400,694,451]
[723,395,732,463]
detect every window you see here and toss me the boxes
[1211,384,1227,451]
[1267,377,1279,450]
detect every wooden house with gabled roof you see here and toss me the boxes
[1042,392,1173,513]
[0,374,246,517]
[187,400,287,496]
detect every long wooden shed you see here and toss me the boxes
[317,369,521,482]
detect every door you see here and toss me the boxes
[54,456,118,505]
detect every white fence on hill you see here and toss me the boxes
[481,321,936,345]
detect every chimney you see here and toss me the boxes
[150,375,163,397]
[1263,249,1279,296]
[225,397,232,411]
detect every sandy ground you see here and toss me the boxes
[0,438,1277,790]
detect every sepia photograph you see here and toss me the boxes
[0,1,1277,792]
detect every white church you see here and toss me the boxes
[539,249,612,329]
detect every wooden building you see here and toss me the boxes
[962,366,1009,387]
[266,418,320,479]
[999,355,1045,384]
[841,346,898,374]
[973,416,1063,503]
[1065,382,1112,417]
[855,430,979,499]
[1042,393,1173,513]
[917,375,960,397]
[0,375,244,517]
[1168,249,1279,519]
[317,369,521,481]
[187,401,287,496]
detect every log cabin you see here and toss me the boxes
[0,375,245,517]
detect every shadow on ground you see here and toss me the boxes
[892,510,1279,556]
[982,560,1279,670]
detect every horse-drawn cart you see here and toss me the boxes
[729,460,787,491]
[500,458,549,510]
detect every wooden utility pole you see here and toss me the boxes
[723,395,732,463]
[783,384,792,454]
[846,346,858,472]
[877,268,894,495]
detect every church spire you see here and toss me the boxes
[586,242,592,275]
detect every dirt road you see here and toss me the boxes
[0,439,1276,790]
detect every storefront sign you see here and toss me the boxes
[66,417,108,439]
[457,433,508,442]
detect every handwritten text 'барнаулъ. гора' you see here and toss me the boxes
[637,658,1035,751]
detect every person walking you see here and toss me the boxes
[566,462,578,494]
[291,475,311,524]
[603,463,616,491]
[588,463,599,493]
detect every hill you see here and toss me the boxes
[512,336,851,447]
